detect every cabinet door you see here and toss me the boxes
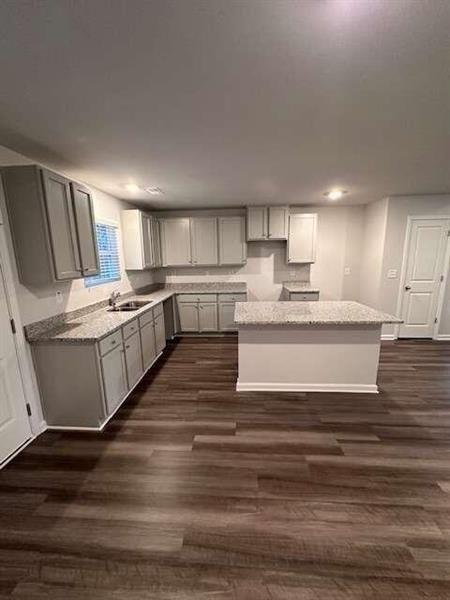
[142,214,154,268]
[218,217,246,265]
[140,320,156,370]
[219,302,237,331]
[41,169,82,280]
[161,218,192,266]
[154,313,166,354]
[199,302,218,332]
[101,345,128,415]
[71,182,100,277]
[178,302,199,332]
[151,218,162,267]
[124,331,143,390]
[287,214,317,263]
[247,207,267,241]
[191,217,218,265]
[268,206,288,240]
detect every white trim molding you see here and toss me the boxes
[381,334,397,341]
[434,335,450,341]
[236,381,379,394]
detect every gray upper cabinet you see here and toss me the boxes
[287,213,318,264]
[1,165,98,285]
[191,217,218,266]
[247,206,288,241]
[247,207,267,241]
[71,182,100,277]
[268,206,288,240]
[218,216,246,265]
[161,218,192,266]
[121,209,160,270]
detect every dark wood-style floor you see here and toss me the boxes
[1,337,450,599]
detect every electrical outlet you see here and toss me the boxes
[344,267,351,276]
[55,290,63,305]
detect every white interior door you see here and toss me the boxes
[0,260,32,465]
[399,218,449,338]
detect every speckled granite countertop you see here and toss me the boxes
[26,282,247,344]
[235,301,402,326]
[282,282,320,293]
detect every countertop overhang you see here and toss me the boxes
[235,301,402,326]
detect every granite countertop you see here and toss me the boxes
[27,282,247,344]
[235,301,402,326]
[282,281,320,293]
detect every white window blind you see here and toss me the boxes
[85,222,121,287]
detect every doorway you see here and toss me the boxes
[398,217,450,338]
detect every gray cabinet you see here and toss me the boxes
[289,292,319,301]
[121,210,160,270]
[101,344,128,415]
[71,182,100,277]
[124,331,143,389]
[2,165,99,285]
[218,216,246,265]
[154,312,166,354]
[140,320,157,370]
[32,301,166,430]
[287,213,318,264]
[218,293,247,331]
[247,206,288,241]
[199,302,218,331]
[178,301,199,332]
[160,218,192,266]
[191,217,218,266]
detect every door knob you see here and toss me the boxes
[405,285,411,291]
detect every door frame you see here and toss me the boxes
[394,215,450,340]
[0,176,45,443]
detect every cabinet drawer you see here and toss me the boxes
[218,293,246,303]
[99,329,123,356]
[123,319,139,340]
[153,302,163,318]
[139,307,154,328]
[177,293,217,303]
[290,292,319,301]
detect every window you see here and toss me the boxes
[85,222,121,287]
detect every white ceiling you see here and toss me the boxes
[0,0,449,208]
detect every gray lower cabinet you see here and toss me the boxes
[199,302,218,331]
[124,331,144,389]
[218,302,236,331]
[32,303,166,430]
[140,320,157,370]
[178,302,199,332]
[177,293,246,333]
[2,165,99,285]
[101,344,128,415]
[289,292,320,301]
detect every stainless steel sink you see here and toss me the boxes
[108,300,152,312]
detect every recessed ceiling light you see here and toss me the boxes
[122,183,141,193]
[325,189,347,201]
[145,187,163,195]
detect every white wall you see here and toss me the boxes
[0,145,156,325]
[359,198,389,309]
[158,206,365,302]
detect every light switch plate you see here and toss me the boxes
[387,269,398,279]
[344,267,351,276]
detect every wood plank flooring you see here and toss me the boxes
[2,337,450,598]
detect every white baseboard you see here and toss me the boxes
[434,334,450,341]
[381,334,397,341]
[0,435,36,470]
[236,381,379,394]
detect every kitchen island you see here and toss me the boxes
[235,301,401,394]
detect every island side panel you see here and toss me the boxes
[237,325,382,393]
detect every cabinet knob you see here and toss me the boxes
[111,340,116,345]
[125,344,130,349]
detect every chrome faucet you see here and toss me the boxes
[108,290,121,308]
